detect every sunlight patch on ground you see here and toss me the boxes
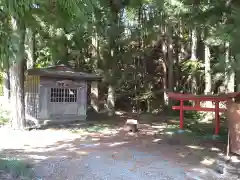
[178,152,191,158]
[115,111,125,116]
[126,119,138,124]
[79,143,101,148]
[210,147,221,152]
[0,129,80,151]
[191,168,209,174]
[66,147,79,151]
[76,151,89,156]
[186,145,205,150]
[230,156,240,163]
[152,138,162,143]
[108,141,128,147]
[186,168,208,180]
[151,125,166,133]
[24,143,75,153]
[186,167,226,180]
[165,131,175,135]
[218,152,225,157]
[200,157,215,166]
[151,125,166,129]
[27,155,49,161]
[141,130,159,135]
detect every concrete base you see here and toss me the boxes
[26,115,87,129]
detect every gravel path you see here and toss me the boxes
[33,148,189,180]
[0,127,235,180]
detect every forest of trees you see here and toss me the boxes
[0,0,240,130]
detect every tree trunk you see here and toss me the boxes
[161,25,168,106]
[167,25,173,105]
[91,81,99,112]
[225,42,235,92]
[190,28,198,93]
[162,60,168,105]
[105,8,118,116]
[199,30,213,122]
[204,43,211,94]
[9,17,26,130]
[175,21,184,91]
[25,28,36,69]
[107,85,115,116]
[90,29,99,112]
[3,62,10,101]
[178,21,185,62]
[191,28,198,61]
[203,41,213,120]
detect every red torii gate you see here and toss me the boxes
[167,92,240,135]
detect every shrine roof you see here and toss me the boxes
[27,64,101,81]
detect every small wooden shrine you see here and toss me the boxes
[25,65,101,125]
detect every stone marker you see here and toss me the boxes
[125,119,138,133]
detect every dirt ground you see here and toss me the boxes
[0,113,239,180]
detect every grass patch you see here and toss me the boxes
[71,122,117,134]
[164,117,228,142]
[165,108,228,141]
[0,158,32,180]
[85,125,110,132]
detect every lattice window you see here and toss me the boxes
[50,88,77,102]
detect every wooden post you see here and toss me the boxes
[215,101,220,135]
[180,100,184,129]
[90,81,99,112]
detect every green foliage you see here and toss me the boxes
[182,60,204,74]
[0,0,239,114]
[0,101,10,125]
